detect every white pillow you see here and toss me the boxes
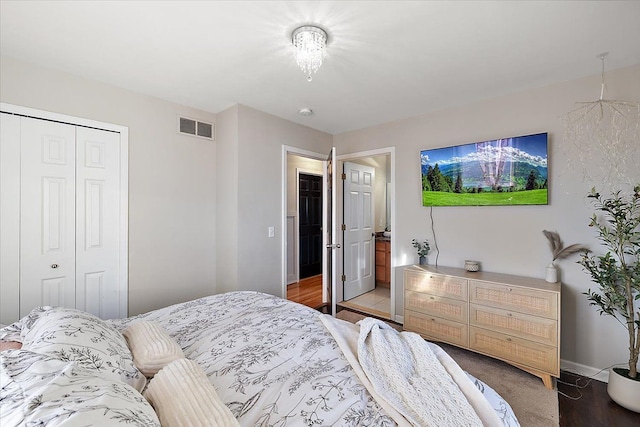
[1,349,160,426]
[123,321,184,377]
[20,306,146,392]
[144,358,240,427]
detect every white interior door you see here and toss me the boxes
[20,117,77,314]
[343,162,375,300]
[322,147,337,314]
[75,127,122,319]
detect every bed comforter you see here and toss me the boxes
[1,291,519,426]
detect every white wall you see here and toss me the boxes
[0,56,217,316]
[216,105,333,296]
[334,64,640,374]
[287,154,323,216]
[215,106,239,293]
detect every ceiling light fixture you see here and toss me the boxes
[298,107,313,116]
[562,52,640,190]
[292,25,327,82]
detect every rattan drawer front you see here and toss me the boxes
[404,309,468,347]
[405,290,468,323]
[470,281,558,319]
[469,327,558,375]
[469,304,557,346]
[404,270,468,300]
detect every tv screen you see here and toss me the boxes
[420,132,548,206]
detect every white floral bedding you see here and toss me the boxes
[1,291,519,426]
[1,308,158,426]
[107,291,518,426]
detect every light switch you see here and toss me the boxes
[268,226,275,238]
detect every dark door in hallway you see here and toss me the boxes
[299,173,323,279]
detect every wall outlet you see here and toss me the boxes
[268,226,275,238]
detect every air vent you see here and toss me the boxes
[178,116,214,140]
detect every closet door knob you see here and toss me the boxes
[51,264,59,269]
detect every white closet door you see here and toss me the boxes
[1,103,128,323]
[75,127,121,319]
[20,117,77,315]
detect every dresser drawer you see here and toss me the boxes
[470,304,557,346]
[405,290,467,323]
[404,269,468,300]
[469,281,558,319]
[404,309,468,347]
[469,327,558,375]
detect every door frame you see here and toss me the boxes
[295,168,323,283]
[0,103,129,323]
[281,146,332,304]
[337,147,397,321]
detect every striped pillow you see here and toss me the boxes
[123,321,184,377]
[143,358,239,427]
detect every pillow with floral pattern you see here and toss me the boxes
[1,349,160,426]
[20,306,146,392]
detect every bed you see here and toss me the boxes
[1,291,519,426]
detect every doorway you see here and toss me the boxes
[337,149,395,321]
[282,146,395,321]
[298,173,323,279]
[282,147,337,316]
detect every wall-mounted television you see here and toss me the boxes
[421,132,548,206]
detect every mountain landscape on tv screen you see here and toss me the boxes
[421,161,548,189]
[420,133,548,206]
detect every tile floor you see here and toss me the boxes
[339,287,391,319]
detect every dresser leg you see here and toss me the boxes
[516,365,556,390]
[541,374,554,390]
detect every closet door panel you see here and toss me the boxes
[20,117,76,316]
[75,127,121,319]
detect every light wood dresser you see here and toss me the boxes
[403,265,561,389]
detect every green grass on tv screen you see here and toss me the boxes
[422,189,547,206]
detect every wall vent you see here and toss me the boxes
[178,116,214,140]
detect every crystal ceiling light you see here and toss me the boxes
[292,25,328,82]
[562,52,640,191]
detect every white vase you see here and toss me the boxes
[545,263,558,283]
[607,367,640,412]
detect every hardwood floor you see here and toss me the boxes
[558,370,640,426]
[288,279,640,426]
[287,274,323,308]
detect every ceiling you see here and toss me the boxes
[1,1,639,135]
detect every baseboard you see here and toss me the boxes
[561,359,610,383]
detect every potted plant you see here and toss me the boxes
[411,239,430,265]
[579,186,640,412]
[542,230,588,283]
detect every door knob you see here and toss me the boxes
[51,264,59,269]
